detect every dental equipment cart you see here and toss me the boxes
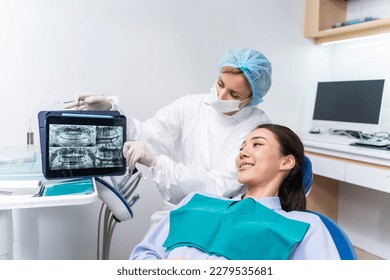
[0,160,98,260]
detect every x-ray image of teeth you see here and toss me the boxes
[49,125,96,147]
[48,124,124,170]
[96,126,122,149]
[49,147,95,170]
[96,149,123,167]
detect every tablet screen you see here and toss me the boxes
[43,113,126,179]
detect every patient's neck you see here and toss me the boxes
[243,183,279,200]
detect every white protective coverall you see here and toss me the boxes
[114,90,270,222]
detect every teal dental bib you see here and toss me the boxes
[163,194,309,260]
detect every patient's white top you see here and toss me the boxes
[130,192,341,260]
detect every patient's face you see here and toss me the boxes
[235,128,284,188]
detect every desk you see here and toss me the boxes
[299,132,390,221]
[0,161,98,259]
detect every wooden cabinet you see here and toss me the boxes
[305,0,390,44]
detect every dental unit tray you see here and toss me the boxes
[38,110,127,179]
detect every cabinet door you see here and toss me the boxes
[307,154,345,181]
[345,163,390,193]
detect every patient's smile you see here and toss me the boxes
[239,163,254,169]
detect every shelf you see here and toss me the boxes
[308,18,390,44]
[304,0,390,44]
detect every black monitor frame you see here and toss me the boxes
[312,79,385,132]
[39,111,127,179]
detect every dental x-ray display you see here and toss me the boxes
[49,124,123,170]
[39,111,127,179]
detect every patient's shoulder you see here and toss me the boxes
[178,192,229,206]
[283,210,323,226]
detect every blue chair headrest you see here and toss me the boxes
[301,156,313,195]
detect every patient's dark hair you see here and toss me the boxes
[255,124,306,212]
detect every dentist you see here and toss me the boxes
[65,48,272,223]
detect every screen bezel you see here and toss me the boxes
[44,114,127,179]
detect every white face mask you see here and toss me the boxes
[208,86,251,113]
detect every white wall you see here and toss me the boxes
[0,0,389,260]
[347,0,390,19]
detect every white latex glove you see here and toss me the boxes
[63,92,113,110]
[123,141,157,171]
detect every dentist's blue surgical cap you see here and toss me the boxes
[218,48,272,106]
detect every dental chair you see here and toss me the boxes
[303,156,357,260]
[307,210,357,260]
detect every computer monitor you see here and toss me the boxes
[312,79,385,133]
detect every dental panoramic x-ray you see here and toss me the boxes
[49,125,123,170]
[39,110,127,179]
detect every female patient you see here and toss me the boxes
[130,124,340,260]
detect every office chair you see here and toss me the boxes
[303,156,357,260]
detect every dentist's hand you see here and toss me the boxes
[63,92,113,110]
[123,141,157,171]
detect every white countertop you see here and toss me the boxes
[298,132,390,167]
[0,160,98,210]
[0,178,97,210]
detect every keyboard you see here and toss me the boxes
[352,139,390,147]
